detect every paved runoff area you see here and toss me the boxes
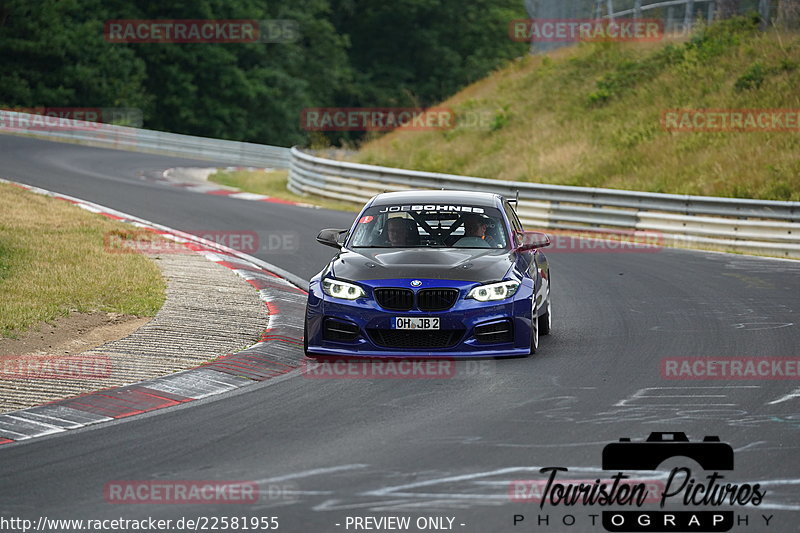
[0,178,308,444]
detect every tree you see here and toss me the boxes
[329,0,527,108]
[0,0,150,115]
[0,0,536,146]
[128,0,352,145]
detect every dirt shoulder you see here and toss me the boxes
[0,252,267,414]
[0,313,151,358]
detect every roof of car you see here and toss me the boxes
[369,190,503,208]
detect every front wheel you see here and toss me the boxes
[529,315,539,355]
[303,317,310,357]
[303,312,320,359]
[538,301,551,336]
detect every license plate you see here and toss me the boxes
[395,317,440,330]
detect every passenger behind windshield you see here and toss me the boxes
[349,207,508,249]
[454,214,496,248]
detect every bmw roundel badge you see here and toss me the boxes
[410,280,422,287]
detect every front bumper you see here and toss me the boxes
[305,278,534,358]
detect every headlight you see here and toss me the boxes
[467,281,520,302]
[322,278,365,300]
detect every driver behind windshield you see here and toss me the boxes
[385,217,419,246]
[455,214,494,248]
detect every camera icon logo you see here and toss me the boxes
[602,432,734,471]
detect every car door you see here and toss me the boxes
[504,200,549,311]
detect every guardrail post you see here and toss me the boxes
[664,6,675,34]
[708,1,716,22]
[607,0,615,22]
[685,0,696,31]
[523,0,537,55]
[759,0,770,29]
[634,0,643,19]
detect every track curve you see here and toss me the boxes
[1,134,799,532]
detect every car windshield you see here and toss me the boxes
[348,205,509,249]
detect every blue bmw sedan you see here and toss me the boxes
[304,190,551,358]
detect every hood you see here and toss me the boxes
[330,248,514,282]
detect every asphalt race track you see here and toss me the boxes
[1,134,799,532]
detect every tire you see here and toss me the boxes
[538,301,552,336]
[529,314,539,355]
[303,317,311,357]
[303,313,322,359]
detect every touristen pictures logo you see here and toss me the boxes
[511,432,771,532]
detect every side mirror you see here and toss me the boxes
[515,231,550,252]
[317,228,349,249]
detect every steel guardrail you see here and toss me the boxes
[3,107,795,258]
[0,109,290,169]
[287,146,800,258]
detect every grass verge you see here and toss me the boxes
[208,168,360,212]
[355,17,800,201]
[0,182,166,338]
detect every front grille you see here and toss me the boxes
[367,329,465,349]
[375,288,414,311]
[474,320,514,344]
[323,318,360,342]
[417,289,459,311]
